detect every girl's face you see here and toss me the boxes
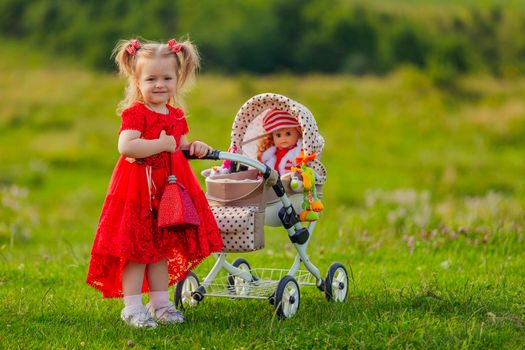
[137,56,178,109]
[272,127,301,149]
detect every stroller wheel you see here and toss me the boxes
[325,263,349,302]
[174,272,201,309]
[227,258,255,296]
[274,276,300,319]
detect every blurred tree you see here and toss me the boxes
[468,6,501,76]
[0,0,522,77]
[388,23,430,69]
[0,0,27,36]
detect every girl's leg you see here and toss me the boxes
[147,259,169,291]
[122,261,147,296]
[147,259,171,308]
[121,261,157,328]
[146,259,184,323]
[122,261,146,309]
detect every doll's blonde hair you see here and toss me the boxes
[257,134,274,161]
[113,37,200,114]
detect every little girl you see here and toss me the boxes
[86,38,223,328]
[258,108,303,175]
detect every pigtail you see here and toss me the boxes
[113,39,140,77]
[113,39,145,114]
[175,39,200,91]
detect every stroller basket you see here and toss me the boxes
[205,169,323,252]
[205,169,265,207]
[205,169,266,252]
[204,268,317,299]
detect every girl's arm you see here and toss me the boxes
[118,130,176,158]
[179,136,213,158]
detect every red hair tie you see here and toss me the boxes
[126,39,141,55]
[167,39,182,54]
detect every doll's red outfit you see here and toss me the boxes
[86,103,223,298]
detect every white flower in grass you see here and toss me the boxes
[440,260,451,269]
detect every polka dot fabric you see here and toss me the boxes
[210,206,265,252]
[230,93,327,184]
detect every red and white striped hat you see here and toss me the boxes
[262,108,300,133]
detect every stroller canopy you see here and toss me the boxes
[230,93,326,184]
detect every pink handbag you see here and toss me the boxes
[158,152,200,230]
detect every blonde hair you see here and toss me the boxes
[113,37,200,114]
[257,134,274,161]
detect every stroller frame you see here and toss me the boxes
[175,150,350,318]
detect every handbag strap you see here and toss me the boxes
[161,152,189,199]
[162,124,177,180]
[162,150,171,173]
[145,165,157,211]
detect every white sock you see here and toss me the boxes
[123,294,143,311]
[149,291,171,309]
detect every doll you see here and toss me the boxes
[257,108,302,175]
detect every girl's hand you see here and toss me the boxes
[159,130,177,152]
[190,141,212,158]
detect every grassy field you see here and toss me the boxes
[1,42,524,348]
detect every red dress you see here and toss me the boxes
[86,103,223,298]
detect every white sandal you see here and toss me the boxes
[120,305,157,329]
[146,303,185,324]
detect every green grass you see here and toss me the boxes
[1,41,525,348]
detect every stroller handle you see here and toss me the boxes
[182,149,279,183]
[181,149,221,161]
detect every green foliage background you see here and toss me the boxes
[2,0,525,80]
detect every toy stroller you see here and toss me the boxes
[176,93,350,318]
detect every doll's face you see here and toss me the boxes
[272,127,301,149]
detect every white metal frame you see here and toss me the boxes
[196,152,324,300]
